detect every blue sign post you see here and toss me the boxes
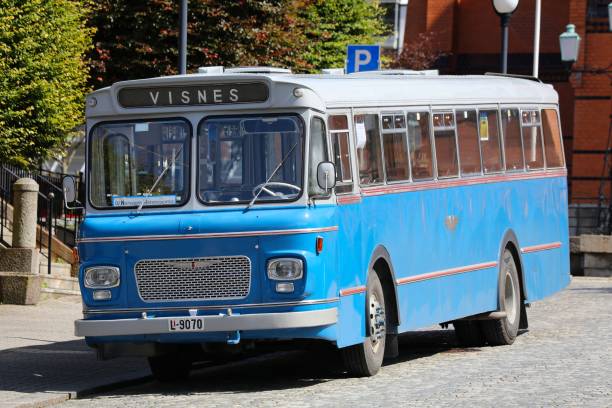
[346,45,381,74]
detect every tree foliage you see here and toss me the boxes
[0,0,92,167]
[299,0,387,71]
[89,0,389,86]
[390,32,448,70]
[90,0,310,88]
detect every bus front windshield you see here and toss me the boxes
[198,115,304,205]
[89,119,190,209]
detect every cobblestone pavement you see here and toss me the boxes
[57,277,612,408]
[0,296,149,408]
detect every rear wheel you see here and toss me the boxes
[482,248,521,345]
[341,271,386,377]
[148,352,192,382]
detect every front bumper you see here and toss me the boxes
[75,308,337,337]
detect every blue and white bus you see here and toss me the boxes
[67,67,570,378]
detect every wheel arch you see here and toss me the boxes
[499,229,528,301]
[368,245,400,328]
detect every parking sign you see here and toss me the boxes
[346,45,381,74]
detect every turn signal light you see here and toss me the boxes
[316,236,324,254]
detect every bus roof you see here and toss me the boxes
[86,72,558,118]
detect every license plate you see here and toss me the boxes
[168,317,205,332]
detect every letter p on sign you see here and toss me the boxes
[346,45,381,74]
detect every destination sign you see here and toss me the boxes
[117,82,269,108]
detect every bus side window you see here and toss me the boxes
[308,117,329,196]
[478,109,503,173]
[433,111,459,178]
[541,109,565,168]
[501,108,524,171]
[381,114,410,182]
[329,115,353,194]
[355,113,384,185]
[407,111,434,180]
[521,110,544,170]
[456,109,482,175]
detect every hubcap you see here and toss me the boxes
[369,293,386,353]
[504,269,518,326]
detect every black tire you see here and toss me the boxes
[482,248,522,346]
[148,353,192,382]
[453,320,486,347]
[341,271,386,377]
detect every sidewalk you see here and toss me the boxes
[0,296,150,408]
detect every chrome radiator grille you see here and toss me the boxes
[134,256,251,301]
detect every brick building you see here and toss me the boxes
[402,0,611,206]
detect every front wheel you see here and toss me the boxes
[341,271,386,377]
[482,248,522,345]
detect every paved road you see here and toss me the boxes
[58,277,612,408]
[0,296,149,408]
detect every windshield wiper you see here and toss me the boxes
[244,141,299,212]
[135,146,184,213]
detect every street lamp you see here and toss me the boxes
[609,2,612,32]
[559,24,581,70]
[492,0,519,74]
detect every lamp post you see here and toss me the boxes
[492,0,519,74]
[559,24,581,71]
[179,0,188,75]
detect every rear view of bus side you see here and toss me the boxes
[74,70,569,379]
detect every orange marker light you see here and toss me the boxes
[316,236,324,254]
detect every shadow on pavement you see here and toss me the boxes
[569,286,612,294]
[0,339,148,404]
[80,328,470,398]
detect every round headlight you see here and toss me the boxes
[84,266,120,289]
[267,258,303,281]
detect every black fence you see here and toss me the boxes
[0,163,84,274]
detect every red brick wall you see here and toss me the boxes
[454,0,569,55]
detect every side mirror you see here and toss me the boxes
[317,161,337,191]
[62,176,77,205]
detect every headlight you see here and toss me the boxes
[267,258,303,280]
[84,266,120,289]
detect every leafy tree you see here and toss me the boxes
[390,32,448,70]
[90,0,310,88]
[299,0,387,72]
[0,0,92,167]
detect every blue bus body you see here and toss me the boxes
[75,71,570,373]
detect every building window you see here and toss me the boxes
[587,0,610,32]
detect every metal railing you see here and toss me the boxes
[0,163,83,273]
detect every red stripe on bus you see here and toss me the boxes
[520,242,562,253]
[361,169,567,197]
[339,286,367,296]
[396,261,499,285]
[337,195,362,205]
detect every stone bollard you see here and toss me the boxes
[12,178,39,248]
[0,178,41,305]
